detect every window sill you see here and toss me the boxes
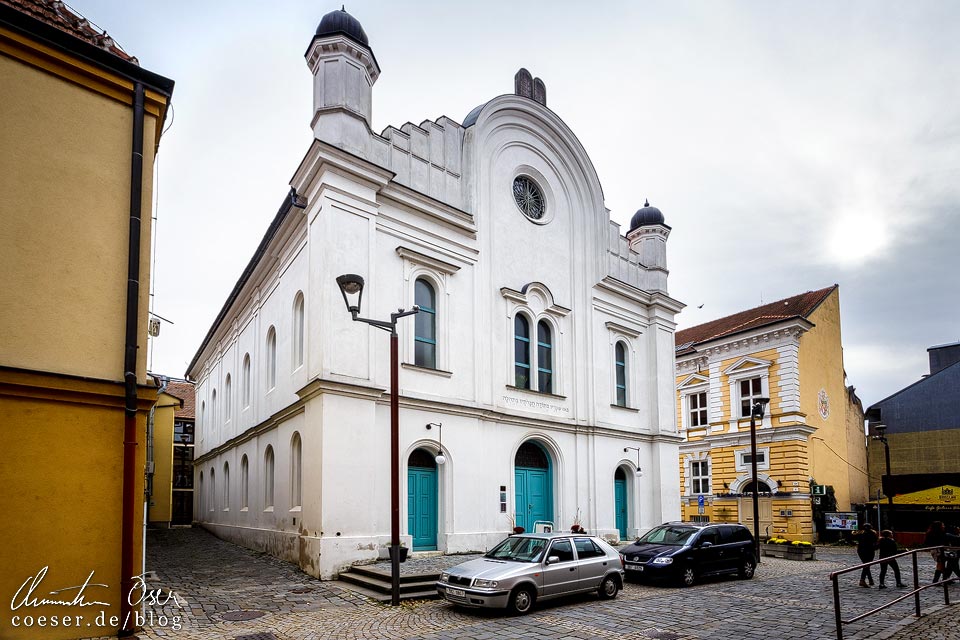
[505,385,567,400]
[610,404,639,412]
[240,507,248,513]
[222,508,229,512]
[264,506,274,513]
[289,506,302,513]
[401,363,453,377]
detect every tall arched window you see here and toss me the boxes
[210,389,217,434]
[222,462,230,510]
[615,342,627,407]
[242,354,251,408]
[414,278,437,368]
[199,401,206,441]
[209,468,216,512]
[266,327,277,391]
[514,315,531,389]
[537,321,553,394]
[293,292,305,370]
[264,445,275,509]
[198,471,204,516]
[224,374,232,422]
[241,454,249,510]
[290,433,302,509]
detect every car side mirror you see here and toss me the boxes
[700,541,713,548]
[546,555,560,565]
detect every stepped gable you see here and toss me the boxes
[676,285,836,354]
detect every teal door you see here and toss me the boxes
[615,469,628,539]
[407,449,438,551]
[515,442,552,531]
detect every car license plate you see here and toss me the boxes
[447,588,465,597]
[626,565,643,572]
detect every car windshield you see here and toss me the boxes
[484,536,548,562]
[636,525,698,546]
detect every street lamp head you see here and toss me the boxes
[873,423,887,438]
[751,397,770,419]
[435,449,446,465]
[336,274,364,315]
[636,467,643,478]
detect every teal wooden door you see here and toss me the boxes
[515,468,551,531]
[615,475,628,539]
[407,466,437,550]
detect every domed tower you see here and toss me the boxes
[304,7,379,154]
[626,199,671,292]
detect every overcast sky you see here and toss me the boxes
[68,0,959,409]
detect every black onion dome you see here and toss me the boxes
[629,199,665,230]
[315,7,369,47]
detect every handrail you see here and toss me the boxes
[828,545,958,639]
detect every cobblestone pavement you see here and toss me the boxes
[110,528,959,640]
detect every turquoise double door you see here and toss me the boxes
[615,475,628,539]
[515,467,553,531]
[407,465,437,551]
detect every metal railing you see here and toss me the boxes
[829,545,958,639]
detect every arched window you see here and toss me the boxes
[200,401,206,440]
[210,389,217,434]
[264,445,275,509]
[209,468,216,512]
[290,433,302,509]
[224,374,232,422]
[222,462,230,510]
[198,471,204,516]
[615,342,627,407]
[514,315,531,389]
[241,454,249,510]
[414,278,437,368]
[266,327,277,391]
[242,354,251,408]
[537,321,553,394]
[293,292,305,370]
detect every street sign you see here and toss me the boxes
[698,505,705,515]
[813,496,821,505]
[813,485,826,496]
[698,495,705,507]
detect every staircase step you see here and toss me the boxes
[349,564,441,583]
[338,571,438,595]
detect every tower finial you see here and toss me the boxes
[644,198,650,207]
[341,5,345,11]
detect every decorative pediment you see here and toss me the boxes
[500,282,570,317]
[678,373,709,390]
[722,356,772,377]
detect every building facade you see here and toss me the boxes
[148,377,196,528]
[674,286,867,542]
[865,342,960,540]
[0,1,173,637]
[188,8,684,579]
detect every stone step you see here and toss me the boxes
[338,570,439,600]
[335,579,439,603]
[348,563,441,584]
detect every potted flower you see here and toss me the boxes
[387,542,408,563]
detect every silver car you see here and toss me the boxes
[436,532,625,614]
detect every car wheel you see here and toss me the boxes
[598,575,619,600]
[739,557,756,579]
[509,586,536,615]
[680,566,696,587]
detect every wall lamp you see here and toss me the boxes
[624,447,643,477]
[426,422,445,465]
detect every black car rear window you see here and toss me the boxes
[720,525,752,543]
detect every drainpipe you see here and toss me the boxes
[120,82,145,637]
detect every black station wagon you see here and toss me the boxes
[620,522,756,587]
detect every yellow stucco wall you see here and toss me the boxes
[149,393,178,526]
[799,290,865,510]
[0,49,157,384]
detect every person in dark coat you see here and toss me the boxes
[857,523,878,587]
[925,521,948,583]
[877,529,905,588]
[943,525,960,583]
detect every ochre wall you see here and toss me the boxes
[0,50,157,383]
[149,393,178,526]
[0,370,155,640]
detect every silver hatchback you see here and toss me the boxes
[436,533,625,614]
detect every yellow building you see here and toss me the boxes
[674,286,867,542]
[148,377,196,528]
[0,1,173,638]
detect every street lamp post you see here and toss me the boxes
[749,397,770,564]
[336,274,418,606]
[872,423,893,529]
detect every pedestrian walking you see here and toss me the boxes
[858,523,878,587]
[925,521,947,583]
[943,525,960,583]
[877,529,905,589]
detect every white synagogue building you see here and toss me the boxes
[188,8,684,579]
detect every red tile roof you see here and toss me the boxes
[676,285,837,354]
[0,0,138,63]
[164,380,196,420]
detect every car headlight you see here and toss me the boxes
[439,572,450,583]
[473,578,499,588]
[652,557,673,565]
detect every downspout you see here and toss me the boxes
[120,82,145,637]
